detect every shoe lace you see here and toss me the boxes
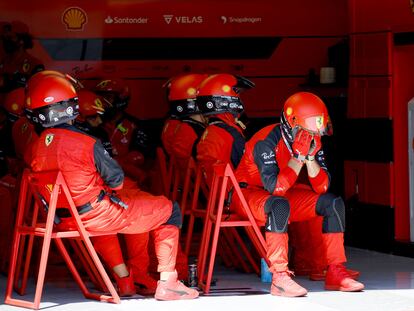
[274,270,298,287]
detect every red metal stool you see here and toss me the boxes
[183,161,257,271]
[197,163,269,294]
[4,169,120,309]
[156,146,181,200]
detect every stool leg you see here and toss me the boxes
[204,214,222,294]
[54,238,119,303]
[70,239,108,293]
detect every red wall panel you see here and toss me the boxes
[392,45,414,241]
[349,0,414,33]
[344,161,394,207]
[348,77,392,118]
[350,33,392,76]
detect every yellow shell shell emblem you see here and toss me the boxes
[286,107,293,116]
[62,7,88,31]
[11,103,19,112]
[315,116,324,130]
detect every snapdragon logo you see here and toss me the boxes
[221,16,262,24]
[105,15,148,24]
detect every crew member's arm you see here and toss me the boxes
[94,140,124,190]
[253,129,311,197]
[305,135,330,193]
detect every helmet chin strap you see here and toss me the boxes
[235,118,246,130]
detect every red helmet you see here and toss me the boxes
[164,73,208,118]
[77,90,105,122]
[94,79,130,110]
[280,92,332,142]
[196,73,254,115]
[28,70,83,91]
[25,75,79,127]
[3,87,25,122]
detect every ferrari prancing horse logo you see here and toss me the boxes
[315,116,324,130]
[45,134,54,146]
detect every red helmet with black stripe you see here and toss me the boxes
[164,73,208,118]
[25,75,79,127]
[195,73,254,116]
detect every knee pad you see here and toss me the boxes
[264,196,290,233]
[315,193,345,233]
[164,201,182,228]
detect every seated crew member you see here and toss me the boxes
[75,88,156,295]
[234,92,364,297]
[195,73,254,185]
[163,73,208,180]
[24,73,199,301]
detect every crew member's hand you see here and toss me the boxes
[292,129,313,161]
[307,135,322,160]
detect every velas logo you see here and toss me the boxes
[163,15,173,24]
[62,7,88,31]
[163,14,203,24]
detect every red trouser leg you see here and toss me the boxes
[152,224,179,272]
[323,233,346,265]
[92,235,124,268]
[266,232,289,272]
[240,184,347,272]
[81,189,172,234]
[81,190,178,273]
[124,232,150,274]
[290,218,326,273]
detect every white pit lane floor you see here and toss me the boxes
[1,247,414,311]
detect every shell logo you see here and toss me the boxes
[62,7,88,31]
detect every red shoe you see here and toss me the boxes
[154,271,199,301]
[133,271,158,295]
[113,270,136,297]
[325,264,364,292]
[271,271,308,297]
[310,268,360,281]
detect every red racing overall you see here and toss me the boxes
[29,124,180,274]
[235,124,346,273]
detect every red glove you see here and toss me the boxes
[307,135,322,160]
[292,129,313,161]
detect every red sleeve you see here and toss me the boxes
[172,123,198,159]
[309,168,329,194]
[197,126,230,184]
[272,165,299,196]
